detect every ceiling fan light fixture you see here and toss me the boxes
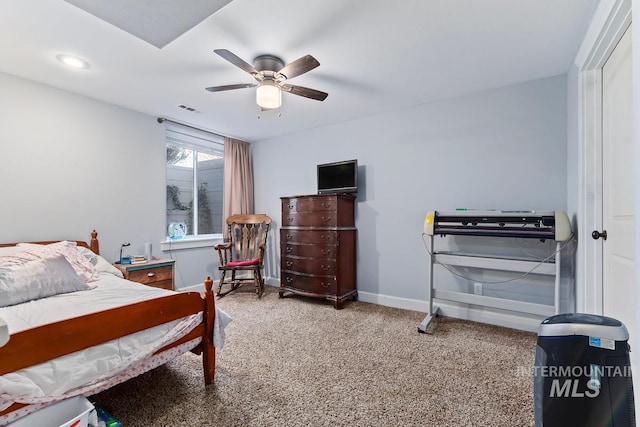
[256,80,281,109]
[208,49,327,111]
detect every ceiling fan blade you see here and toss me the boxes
[214,49,259,76]
[277,55,320,80]
[280,84,328,101]
[205,83,257,92]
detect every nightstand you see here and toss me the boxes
[114,259,175,290]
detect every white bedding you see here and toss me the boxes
[0,272,191,396]
[0,268,228,419]
[1,272,175,335]
[0,241,230,425]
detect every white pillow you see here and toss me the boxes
[0,254,92,307]
[0,246,30,256]
[17,241,99,283]
[76,246,124,279]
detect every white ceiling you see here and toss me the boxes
[0,0,599,142]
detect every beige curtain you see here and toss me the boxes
[223,137,254,237]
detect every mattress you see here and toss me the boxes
[0,271,202,403]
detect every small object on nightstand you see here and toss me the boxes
[119,242,131,264]
[113,259,175,290]
[130,255,147,265]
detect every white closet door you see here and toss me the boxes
[602,25,634,341]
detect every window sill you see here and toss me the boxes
[161,235,224,251]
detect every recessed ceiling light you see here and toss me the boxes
[56,54,90,70]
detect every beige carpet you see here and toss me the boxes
[91,286,537,426]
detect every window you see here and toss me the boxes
[165,124,224,240]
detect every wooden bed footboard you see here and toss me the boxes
[0,276,215,376]
[0,276,216,418]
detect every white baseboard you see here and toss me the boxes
[357,290,542,333]
[182,278,543,333]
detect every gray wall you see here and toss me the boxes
[253,75,568,328]
[1,70,570,329]
[0,71,219,288]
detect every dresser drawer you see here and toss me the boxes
[281,229,337,244]
[282,196,337,214]
[283,212,337,227]
[282,257,336,276]
[281,272,336,294]
[127,265,173,286]
[281,243,336,259]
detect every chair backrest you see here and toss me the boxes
[226,214,272,262]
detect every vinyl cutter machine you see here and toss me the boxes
[418,210,572,333]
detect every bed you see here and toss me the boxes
[0,231,224,425]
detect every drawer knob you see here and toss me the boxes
[147,272,156,278]
[320,249,330,255]
[320,282,330,288]
[321,203,331,208]
[321,265,330,271]
[286,261,293,267]
[321,216,331,222]
[288,204,294,209]
[286,277,293,283]
[286,234,292,239]
[287,217,293,222]
[286,246,293,253]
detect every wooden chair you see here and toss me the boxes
[214,214,271,297]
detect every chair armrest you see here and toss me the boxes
[215,243,232,266]
[214,243,231,251]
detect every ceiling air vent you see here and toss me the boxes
[178,104,197,112]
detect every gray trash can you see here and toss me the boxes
[534,313,635,427]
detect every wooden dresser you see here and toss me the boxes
[279,194,357,309]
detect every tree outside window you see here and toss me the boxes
[166,138,223,238]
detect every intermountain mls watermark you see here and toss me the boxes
[517,365,632,398]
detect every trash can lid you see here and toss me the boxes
[538,313,629,340]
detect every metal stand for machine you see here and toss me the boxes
[418,210,570,334]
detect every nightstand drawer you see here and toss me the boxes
[128,265,173,285]
[144,278,173,290]
[114,259,176,290]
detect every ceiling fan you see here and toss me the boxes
[206,49,328,110]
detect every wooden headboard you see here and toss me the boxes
[0,230,100,255]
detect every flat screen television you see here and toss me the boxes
[317,159,358,194]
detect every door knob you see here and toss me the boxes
[592,230,608,240]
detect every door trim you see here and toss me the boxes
[576,0,631,314]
